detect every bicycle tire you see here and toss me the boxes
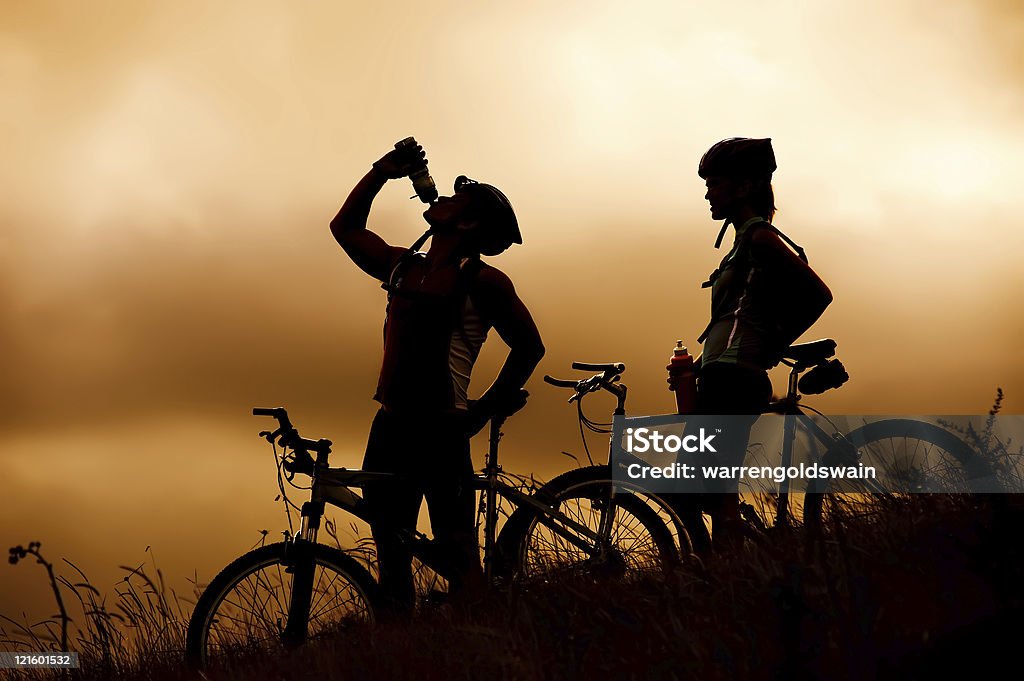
[185,541,377,668]
[494,466,679,582]
[804,418,996,526]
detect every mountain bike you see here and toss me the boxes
[606,337,999,548]
[185,394,677,668]
[738,340,998,534]
[495,361,701,564]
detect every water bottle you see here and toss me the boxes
[669,340,698,414]
[394,137,437,203]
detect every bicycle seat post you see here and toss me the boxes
[486,416,505,474]
[777,363,808,528]
[482,416,505,584]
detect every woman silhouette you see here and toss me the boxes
[675,138,832,552]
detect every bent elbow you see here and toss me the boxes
[518,339,545,368]
[329,217,344,238]
[533,341,547,364]
[330,218,355,248]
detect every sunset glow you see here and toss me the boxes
[3,0,1023,618]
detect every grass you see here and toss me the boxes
[3,545,193,680]
[5,392,1023,680]
[5,492,1023,680]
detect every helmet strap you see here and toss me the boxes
[714,219,731,250]
[409,228,433,253]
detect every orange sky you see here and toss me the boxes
[2,1,1023,617]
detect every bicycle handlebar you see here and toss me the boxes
[253,406,289,423]
[543,375,578,388]
[253,406,331,455]
[544,360,627,403]
[571,361,625,374]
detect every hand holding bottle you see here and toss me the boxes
[667,340,698,414]
[372,137,437,203]
[372,139,426,179]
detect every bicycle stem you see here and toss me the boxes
[606,382,628,416]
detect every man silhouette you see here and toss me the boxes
[330,142,544,613]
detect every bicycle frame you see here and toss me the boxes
[770,364,887,527]
[542,366,694,558]
[478,417,601,581]
[478,418,626,580]
[283,417,630,588]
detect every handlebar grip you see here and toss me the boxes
[253,407,292,429]
[544,375,579,388]
[570,362,625,374]
[253,407,284,417]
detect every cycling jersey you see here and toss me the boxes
[700,217,780,371]
[374,255,489,413]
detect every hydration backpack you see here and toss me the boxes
[698,221,832,357]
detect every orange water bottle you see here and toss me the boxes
[669,340,698,414]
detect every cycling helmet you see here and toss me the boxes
[698,137,776,179]
[454,175,521,256]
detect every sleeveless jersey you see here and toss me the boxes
[700,217,781,371]
[374,255,489,412]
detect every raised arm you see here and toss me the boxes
[329,145,426,281]
[468,266,545,429]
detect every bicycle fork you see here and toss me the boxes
[282,500,325,645]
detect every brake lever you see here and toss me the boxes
[569,375,604,403]
[261,427,284,444]
[282,449,316,477]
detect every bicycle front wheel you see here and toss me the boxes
[495,466,678,582]
[805,419,995,526]
[185,541,376,669]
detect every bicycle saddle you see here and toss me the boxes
[781,339,836,367]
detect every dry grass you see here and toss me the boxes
[4,490,1023,681]
[3,545,194,681]
[5,391,1022,680]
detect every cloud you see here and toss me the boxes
[3,0,1024,439]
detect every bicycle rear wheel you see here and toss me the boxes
[495,466,678,582]
[804,419,995,527]
[185,541,376,668]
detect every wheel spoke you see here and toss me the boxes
[515,480,675,580]
[188,545,374,667]
[811,420,983,526]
